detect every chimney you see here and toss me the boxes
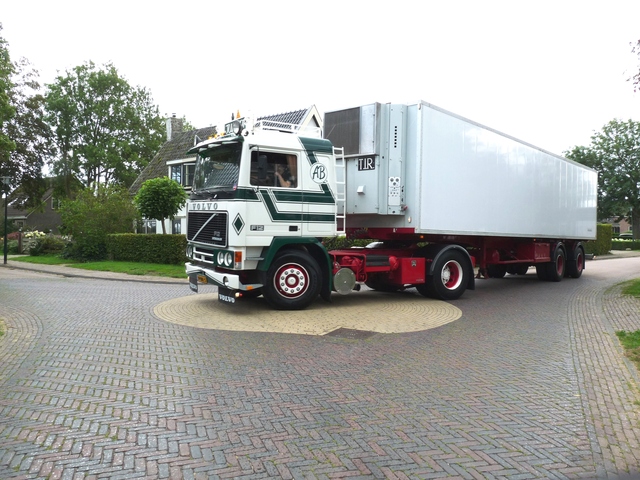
[166,114,183,141]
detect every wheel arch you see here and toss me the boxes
[257,237,332,300]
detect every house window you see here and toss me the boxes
[170,163,196,187]
[170,165,181,184]
[172,219,182,234]
[184,164,195,187]
[142,219,157,234]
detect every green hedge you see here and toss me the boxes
[322,236,374,250]
[583,224,612,256]
[106,234,187,265]
[612,240,640,251]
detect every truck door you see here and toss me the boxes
[249,150,302,235]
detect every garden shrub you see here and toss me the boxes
[28,235,66,256]
[60,186,138,261]
[1,239,19,255]
[322,236,375,250]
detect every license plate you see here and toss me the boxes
[198,274,207,284]
[217,286,236,304]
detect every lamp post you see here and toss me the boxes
[2,176,10,265]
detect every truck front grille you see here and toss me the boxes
[187,212,228,247]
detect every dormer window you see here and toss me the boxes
[169,162,195,188]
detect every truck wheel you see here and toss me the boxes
[566,245,585,278]
[422,250,470,300]
[263,251,321,310]
[545,246,566,282]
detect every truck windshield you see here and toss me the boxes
[192,142,242,194]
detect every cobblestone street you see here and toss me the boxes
[1,257,639,479]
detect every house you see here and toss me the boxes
[129,115,216,234]
[601,217,633,236]
[130,106,323,234]
[5,187,63,234]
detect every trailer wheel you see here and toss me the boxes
[536,264,550,281]
[487,264,507,278]
[566,245,585,278]
[544,245,566,282]
[508,264,529,275]
[263,251,321,310]
[422,250,470,300]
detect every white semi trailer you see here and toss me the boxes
[185,101,597,310]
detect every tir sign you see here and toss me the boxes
[356,156,376,171]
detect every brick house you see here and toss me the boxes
[5,187,63,234]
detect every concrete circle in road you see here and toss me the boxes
[153,290,462,335]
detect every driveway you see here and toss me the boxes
[0,257,639,479]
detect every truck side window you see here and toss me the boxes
[250,151,297,188]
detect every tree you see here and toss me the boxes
[60,185,139,260]
[45,61,165,194]
[134,177,187,234]
[4,58,54,209]
[0,24,17,178]
[565,119,640,239]
[1,25,54,209]
[632,40,640,92]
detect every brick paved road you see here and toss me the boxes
[0,259,639,479]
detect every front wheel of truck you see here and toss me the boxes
[263,251,321,310]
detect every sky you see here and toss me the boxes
[2,0,640,156]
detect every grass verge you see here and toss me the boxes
[9,255,78,265]
[616,279,640,375]
[70,261,185,278]
[615,330,640,372]
[9,255,185,278]
[621,278,640,297]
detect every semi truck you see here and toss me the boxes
[185,101,597,310]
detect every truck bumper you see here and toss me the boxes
[185,263,263,293]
